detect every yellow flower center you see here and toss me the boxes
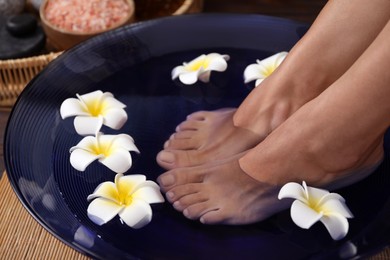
[187,56,211,71]
[84,99,107,117]
[307,197,327,214]
[116,179,136,206]
[89,140,113,157]
[123,195,133,206]
[263,64,277,77]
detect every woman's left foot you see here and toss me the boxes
[156,108,260,170]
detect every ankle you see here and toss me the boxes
[233,71,310,135]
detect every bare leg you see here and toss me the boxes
[157,0,390,170]
[234,0,390,134]
[240,19,390,188]
[158,20,390,224]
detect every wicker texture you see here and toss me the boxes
[0,52,62,107]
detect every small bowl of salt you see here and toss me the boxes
[40,0,135,50]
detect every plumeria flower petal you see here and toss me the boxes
[320,196,353,218]
[87,181,120,202]
[172,53,230,85]
[60,90,128,135]
[68,146,103,172]
[118,198,153,229]
[290,200,323,229]
[73,116,104,137]
[87,173,164,228]
[132,181,166,204]
[244,52,288,87]
[278,182,307,201]
[87,197,124,225]
[278,181,353,240]
[320,213,350,240]
[69,133,140,173]
[99,149,133,174]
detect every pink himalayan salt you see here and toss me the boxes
[44,0,131,33]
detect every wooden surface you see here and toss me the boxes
[1,0,390,259]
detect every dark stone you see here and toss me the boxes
[6,14,38,37]
[0,15,46,60]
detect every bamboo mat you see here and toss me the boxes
[1,171,390,259]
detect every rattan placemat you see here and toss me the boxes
[1,171,389,259]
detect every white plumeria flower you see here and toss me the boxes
[69,133,140,174]
[172,53,230,85]
[60,90,128,135]
[278,181,353,240]
[244,51,288,87]
[87,173,165,228]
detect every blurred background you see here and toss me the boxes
[204,0,327,23]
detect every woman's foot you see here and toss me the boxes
[158,28,390,221]
[239,96,384,190]
[158,95,384,225]
[158,153,290,225]
[239,19,390,189]
[156,0,390,171]
[156,2,390,225]
[156,108,261,170]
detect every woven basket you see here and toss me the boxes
[0,0,203,107]
[0,52,62,107]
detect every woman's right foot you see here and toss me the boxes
[157,0,390,170]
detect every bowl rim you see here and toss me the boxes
[39,0,135,36]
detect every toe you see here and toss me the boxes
[157,167,204,191]
[176,119,203,131]
[172,190,208,210]
[199,209,228,224]
[156,150,177,169]
[165,183,202,202]
[156,150,206,170]
[186,111,207,120]
[171,131,194,140]
[183,201,218,221]
[164,138,200,150]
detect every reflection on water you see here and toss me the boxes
[74,225,95,249]
[339,241,358,259]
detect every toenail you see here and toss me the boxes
[164,141,170,148]
[158,151,175,164]
[166,191,174,200]
[200,217,206,224]
[173,201,181,209]
[159,174,175,186]
[183,209,189,217]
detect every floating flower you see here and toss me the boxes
[244,52,288,87]
[278,181,353,240]
[172,53,230,85]
[69,133,139,173]
[60,90,128,135]
[87,173,165,228]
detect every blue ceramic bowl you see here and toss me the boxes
[5,14,390,259]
